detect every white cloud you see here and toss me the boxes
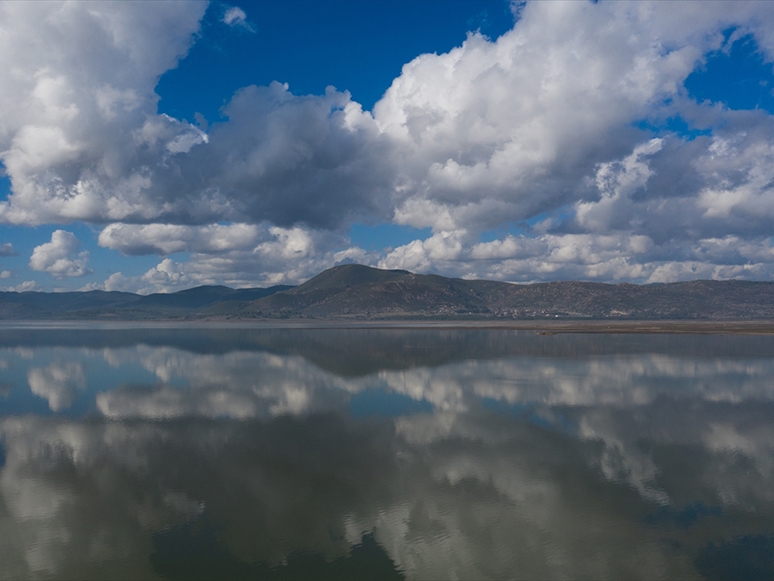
[375,3,726,227]
[222,6,253,31]
[575,139,663,233]
[102,272,136,293]
[0,1,207,225]
[469,235,545,261]
[376,227,774,284]
[379,230,468,272]
[29,230,91,278]
[80,271,137,293]
[2,280,38,292]
[98,222,260,255]
[223,6,246,25]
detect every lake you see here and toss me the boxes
[0,324,772,580]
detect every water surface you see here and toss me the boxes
[0,325,773,580]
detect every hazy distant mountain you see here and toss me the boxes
[0,285,292,320]
[1,264,773,320]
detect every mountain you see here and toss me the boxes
[210,264,774,321]
[1,265,773,320]
[225,265,498,318]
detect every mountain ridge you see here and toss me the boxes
[1,264,773,320]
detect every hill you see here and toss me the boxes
[209,264,774,321]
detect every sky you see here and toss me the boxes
[1,1,774,293]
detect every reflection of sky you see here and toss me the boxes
[4,342,774,419]
[0,330,772,579]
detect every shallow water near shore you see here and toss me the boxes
[0,325,773,580]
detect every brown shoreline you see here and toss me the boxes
[2,319,774,334]
[489,320,774,334]
[262,319,774,334]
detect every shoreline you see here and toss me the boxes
[1,319,774,334]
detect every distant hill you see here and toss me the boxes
[0,284,292,320]
[133,285,290,310]
[0,264,773,320]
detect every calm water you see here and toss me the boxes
[0,324,773,580]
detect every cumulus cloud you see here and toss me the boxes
[0,243,16,257]
[0,2,391,231]
[29,230,91,278]
[2,280,37,292]
[378,227,770,284]
[2,1,774,284]
[0,1,207,225]
[379,230,468,273]
[197,83,394,229]
[375,2,773,227]
[98,222,261,255]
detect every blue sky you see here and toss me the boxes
[158,1,516,119]
[1,1,774,292]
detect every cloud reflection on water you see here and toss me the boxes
[90,346,774,420]
[27,361,86,411]
[0,330,772,579]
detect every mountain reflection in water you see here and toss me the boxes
[0,326,772,580]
